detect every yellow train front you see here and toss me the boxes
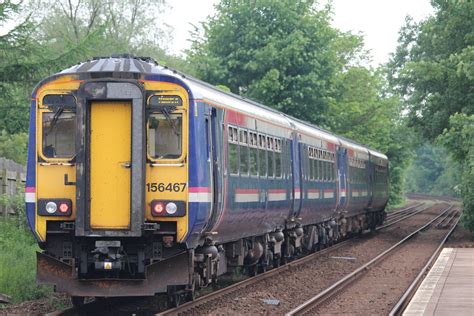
[26,56,196,303]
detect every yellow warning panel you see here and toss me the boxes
[90,101,131,229]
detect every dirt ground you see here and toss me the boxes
[0,294,70,315]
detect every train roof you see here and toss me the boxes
[57,55,387,161]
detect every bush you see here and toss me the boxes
[0,218,52,303]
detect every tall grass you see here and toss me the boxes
[0,202,53,303]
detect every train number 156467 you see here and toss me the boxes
[146,182,187,192]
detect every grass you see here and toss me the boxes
[0,217,53,304]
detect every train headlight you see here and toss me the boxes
[45,202,57,214]
[59,202,69,214]
[38,199,72,216]
[165,202,177,215]
[152,202,165,216]
[151,200,186,217]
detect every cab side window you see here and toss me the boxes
[148,113,182,159]
[41,94,77,159]
[42,112,76,158]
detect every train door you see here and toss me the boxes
[367,154,375,209]
[204,107,222,231]
[290,132,302,217]
[336,147,348,211]
[89,101,132,229]
[292,136,303,218]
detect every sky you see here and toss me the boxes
[163,0,434,66]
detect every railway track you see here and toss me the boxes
[382,202,428,227]
[47,202,445,315]
[157,202,436,316]
[285,204,460,315]
[406,192,460,202]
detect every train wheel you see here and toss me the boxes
[273,255,281,268]
[186,290,196,302]
[71,296,85,307]
[248,264,258,276]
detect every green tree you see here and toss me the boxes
[389,0,473,228]
[0,131,28,165]
[29,0,194,71]
[405,143,461,196]
[328,67,397,150]
[388,1,473,140]
[439,114,474,230]
[189,0,364,126]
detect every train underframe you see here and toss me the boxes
[37,209,385,307]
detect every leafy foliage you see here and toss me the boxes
[384,122,414,207]
[189,0,364,127]
[438,114,474,230]
[388,1,474,141]
[390,0,473,229]
[0,218,52,303]
[0,131,28,164]
[405,143,461,196]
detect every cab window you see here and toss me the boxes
[42,112,76,158]
[148,113,182,159]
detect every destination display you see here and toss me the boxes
[150,95,183,107]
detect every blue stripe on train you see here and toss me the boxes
[186,101,212,242]
[26,99,39,240]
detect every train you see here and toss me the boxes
[25,55,388,306]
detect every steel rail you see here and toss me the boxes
[285,204,454,316]
[389,210,462,316]
[377,203,431,230]
[385,202,424,219]
[436,209,459,229]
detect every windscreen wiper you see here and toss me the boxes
[45,105,65,136]
[160,106,180,137]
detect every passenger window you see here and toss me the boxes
[250,147,258,176]
[275,152,282,178]
[239,130,249,175]
[228,126,239,175]
[258,135,267,177]
[267,137,274,178]
[249,132,258,176]
[148,113,182,159]
[326,161,330,181]
[327,162,331,181]
[320,160,324,181]
[42,112,76,158]
[229,143,238,175]
[309,158,314,180]
[240,145,249,175]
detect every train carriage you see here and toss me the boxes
[25,55,388,305]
